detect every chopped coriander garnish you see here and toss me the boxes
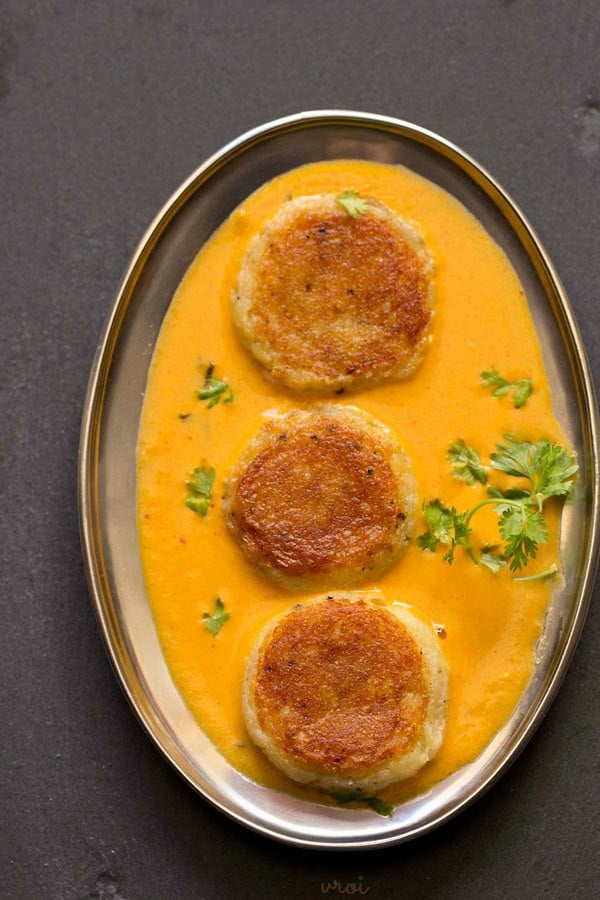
[481,367,533,408]
[330,789,393,817]
[198,377,234,408]
[185,466,215,517]
[197,362,234,409]
[448,439,488,486]
[480,547,507,573]
[419,500,475,566]
[419,436,577,576]
[202,597,230,636]
[418,499,456,552]
[336,190,369,218]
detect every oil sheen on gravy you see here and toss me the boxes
[137,160,568,807]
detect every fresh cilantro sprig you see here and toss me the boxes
[419,436,577,577]
[185,465,215,517]
[490,437,578,497]
[481,367,533,408]
[197,362,234,409]
[419,500,477,566]
[202,597,230,637]
[336,190,369,218]
[330,789,393,817]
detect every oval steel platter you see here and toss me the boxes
[78,111,599,849]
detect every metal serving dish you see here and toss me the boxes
[78,110,599,849]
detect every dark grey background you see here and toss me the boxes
[1,1,599,898]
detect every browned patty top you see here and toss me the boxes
[251,206,431,386]
[253,598,428,775]
[229,412,408,579]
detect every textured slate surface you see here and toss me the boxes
[1,2,599,898]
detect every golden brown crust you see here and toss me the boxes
[222,406,416,589]
[253,598,428,776]
[243,593,449,791]
[232,194,434,393]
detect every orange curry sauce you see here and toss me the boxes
[137,160,568,807]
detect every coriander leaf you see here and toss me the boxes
[185,465,215,517]
[330,788,363,804]
[197,363,234,409]
[491,437,578,499]
[481,366,509,393]
[418,499,454,550]
[419,501,474,565]
[187,466,215,496]
[417,530,441,553]
[529,441,578,499]
[448,439,488,485]
[481,367,512,398]
[336,189,369,218]
[185,495,210,516]
[487,485,530,500]
[365,796,394,817]
[202,597,230,637]
[481,367,533,408]
[330,789,393,817]
[498,505,548,571]
[480,550,507,573]
[442,509,472,565]
[512,380,533,409]
[490,436,541,482]
[198,378,232,407]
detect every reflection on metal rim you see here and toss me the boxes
[78,111,600,849]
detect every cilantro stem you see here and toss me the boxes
[464,497,523,526]
[512,564,558,583]
[465,545,480,566]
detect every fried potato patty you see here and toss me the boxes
[222,406,416,589]
[232,193,434,392]
[243,594,448,792]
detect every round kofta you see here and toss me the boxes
[232,193,434,393]
[243,593,449,792]
[222,406,416,589]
